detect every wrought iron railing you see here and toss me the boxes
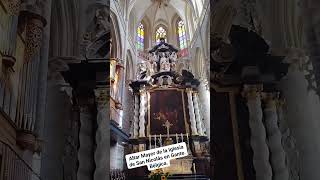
[0,140,41,180]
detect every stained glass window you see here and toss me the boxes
[155,26,167,44]
[177,20,187,49]
[137,23,144,49]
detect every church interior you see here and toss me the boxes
[0,0,320,180]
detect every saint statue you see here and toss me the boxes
[160,54,170,72]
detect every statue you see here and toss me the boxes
[169,52,177,71]
[82,7,110,58]
[137,63,147,80]
[149,59,158,75]
[160,54,170,72]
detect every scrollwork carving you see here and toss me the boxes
[24,18,44,62]
[4,0,21,15]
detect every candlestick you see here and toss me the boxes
[154,134,157,148]
[149,135,152,149]
[193,163,196,174]
[181,133,184,142]
[176,133,178,143]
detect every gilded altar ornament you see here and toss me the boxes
[148,168,170,180]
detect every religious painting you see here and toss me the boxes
[149,89,187,135]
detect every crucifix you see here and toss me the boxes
[162,120,173,138]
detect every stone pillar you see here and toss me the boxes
[242,84,272,180]
[0,0,21,68]
[280,48,320,180]
[94,88,109,180]
[262,92,288,180]
[198,79,210,138]
[133,93,139,138]
[40,82,72,180]
[193,92,204,136]
[77,105,95,180]
[186,88,198,135]
[139,88,146,137]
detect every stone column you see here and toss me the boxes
[40,82,72,180]
[0,0,21,68]
[139,88,147,137]
[198,79,210,138]
[279,48,320,180]
[186,88,198,135]
[262,92,288,180]
[94,88,109,180]
[133,93,139,138]
[77,105,95,180]
[242,84,272,180]
[193,92,204,136]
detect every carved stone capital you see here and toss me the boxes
[283,48,310,72]
[242,84,263,99]
[261,92,280,109]
[186,88,194,93]
[94,88,108,108]
[79,105,91,113]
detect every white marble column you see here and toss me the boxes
[262,92,288,180]
[243,84,272,180]
[186,88,198,135]
[280,48,320,180]
[94,88,109,180]
[193,92,205,136]
[198,79,210,138]
[133,93,139,138]
[139,88,147,137]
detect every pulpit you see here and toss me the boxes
[129,39,210,176]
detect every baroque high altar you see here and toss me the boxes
[129,39,210,175]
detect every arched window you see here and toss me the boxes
[137,23,144,49]
[155,26,167,44]
[177,20,187,49]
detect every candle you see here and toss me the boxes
[154,134,157,148]
[193,163,196,173]
[186,133,189,142]
[176,133,178,143]
[181,133,184,142]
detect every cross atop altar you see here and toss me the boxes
[162,120,173,138]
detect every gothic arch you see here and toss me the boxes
[110,10,122,58]
[153,21,169,44]
[125,50,134,81]
[49,0,79,57]
[137,16,151,50]
[170,14,183,47]
[194,47,205,79]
